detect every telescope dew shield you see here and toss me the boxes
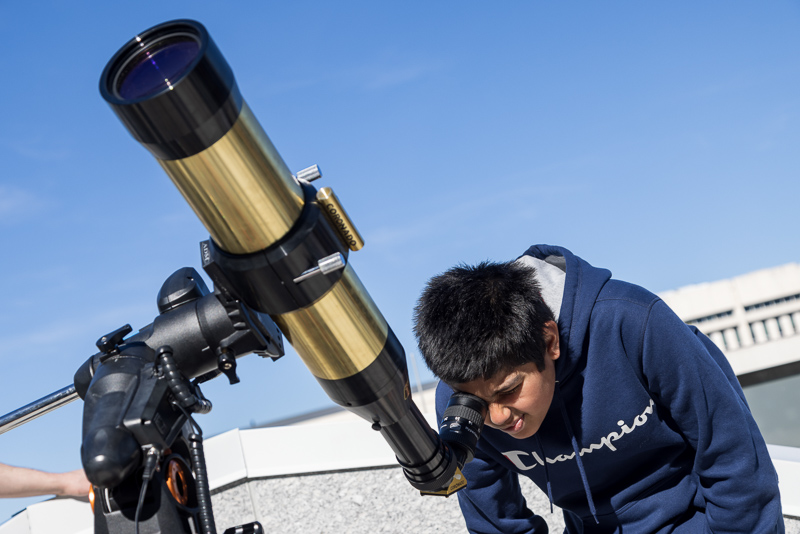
[100,19,461,494]
[100,19,303,254]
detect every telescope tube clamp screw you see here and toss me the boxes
[293,253,346,284]
[293,164,322,183]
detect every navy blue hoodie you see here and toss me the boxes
[435,245,783,533]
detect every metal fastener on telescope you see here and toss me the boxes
[96,324,133,356]
[293,164,322,183]
[293,253,347,283]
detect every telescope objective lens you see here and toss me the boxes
[113,33,200,100]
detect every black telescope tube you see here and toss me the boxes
[100,19,466,495]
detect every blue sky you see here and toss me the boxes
[0,1,798,521]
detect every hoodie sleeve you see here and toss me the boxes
[641,300,783,533]
[435,382,549,534]
[456,446,550,534]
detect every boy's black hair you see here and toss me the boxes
[413,260,555,384]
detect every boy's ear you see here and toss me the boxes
[543,320,560,361]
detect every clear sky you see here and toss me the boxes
[0,0,798,522]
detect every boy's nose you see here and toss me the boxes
[487,402,511,428]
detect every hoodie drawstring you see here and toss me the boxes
[534,434,554,514]
[556,383,599,525]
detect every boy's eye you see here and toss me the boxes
[500,385,520,397]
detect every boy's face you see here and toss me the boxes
[453,321,560,440]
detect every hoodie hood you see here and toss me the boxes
[518,245,611,384]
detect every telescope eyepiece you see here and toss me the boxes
[405,391,487,495]
[439,392,487,465]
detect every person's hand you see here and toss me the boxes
[56,469,91,497]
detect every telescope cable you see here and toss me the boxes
[175,402,217,534]
[135,447,161,534]
[156,345,217,533]
[158,347,213,414]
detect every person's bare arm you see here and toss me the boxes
[0,464,90,498]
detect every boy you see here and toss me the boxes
[414,244,783,533]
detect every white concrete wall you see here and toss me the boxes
[3,421,799,533]
[660,263,800,374]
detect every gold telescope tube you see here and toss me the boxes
[100,18,464,494]
[153,99,384,380]
[159,102,303,255]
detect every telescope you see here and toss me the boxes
[34,18,488,534]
